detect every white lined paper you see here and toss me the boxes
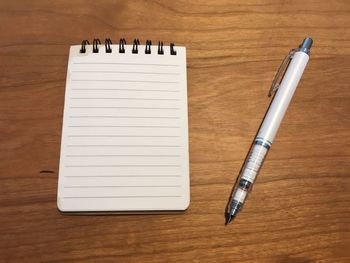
[57,44,189,212]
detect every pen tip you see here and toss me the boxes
[225,213,234,225]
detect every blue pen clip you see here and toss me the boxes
[268,48,297,97]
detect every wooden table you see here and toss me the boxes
[1,0,349,262]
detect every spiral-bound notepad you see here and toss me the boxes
[57,39,189,213]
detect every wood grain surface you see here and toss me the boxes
[1,0,349,262]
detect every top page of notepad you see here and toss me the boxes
[57,44,189,212]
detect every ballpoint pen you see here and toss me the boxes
[226,38,313,224]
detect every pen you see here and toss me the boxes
[226,38,313,224]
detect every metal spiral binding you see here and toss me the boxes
[105,38,112,53]
[145,40,152,54]
[80,40,90,53]
[79,38,177,55]
[92,38,101,53]
[170,43,177,55]
[158,41,164,55]
[119,38,126,53]
[132,39,140,54]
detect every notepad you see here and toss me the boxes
[57,39,189,213]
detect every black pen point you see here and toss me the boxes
[225,214,233,225]
[225,212,237,225]
[226,200,242,225]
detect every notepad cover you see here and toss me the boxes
[57,44,189,212]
